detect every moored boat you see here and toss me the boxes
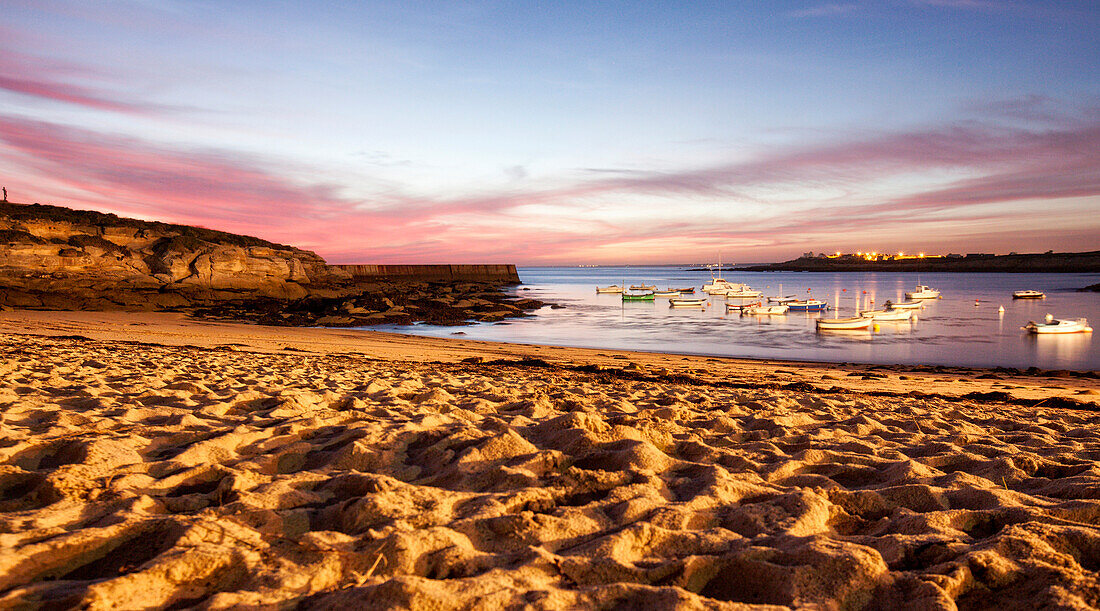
[596,285,624,294]
[652,290,681,298]
[1023,315,1092,334]
[742,304,789,315]
[883,300,922,310]
[669,297,707,307]
[724,288,764,298]
[905,285,940,300]
[787,299,828,312]
[1013,290,1045,299]
[859,308,913,321]
[816,316,873,330]
[622,291,655,301]
[675,287,695,294]
[767,295,799,304]
[629,284,657,291]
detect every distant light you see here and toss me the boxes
[919,252,925,258]
[898,252,904,256]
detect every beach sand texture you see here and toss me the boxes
[1,312,1099,609]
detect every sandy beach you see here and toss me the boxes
[2,310,1099,609]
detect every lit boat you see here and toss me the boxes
[1013,290,1045,299]
[816,316,873,330]
[787,299,828,312]
[767,295,799,304]
[622,291,655,301]
[859,308,913,321]
[596,285,624,294]
[883,300,923,310]
[652,290,681,298]
[905,285,940,300]
[629,284,657,291]
[669,297,707,307]
[1023,315,1092,334]
[724,288,764,298]
[702,254,738,294]
[742,303,789,315]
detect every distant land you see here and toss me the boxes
[737,251,1100,274]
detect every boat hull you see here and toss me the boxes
[788,301,828,311]
[816,317,872,330]
[669,298,707,307]
[1024,318,1092,334]
[742,305,789,315]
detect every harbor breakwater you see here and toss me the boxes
[333,264,520,284]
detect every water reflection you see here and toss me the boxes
[371,267,1098,369]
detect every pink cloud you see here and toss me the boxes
[1,110,1098,265]
[0,50,157,114]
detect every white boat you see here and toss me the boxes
[905,285,940,300]
[724,288,764,298]
[652,290,681,298]
[702,254,739,294]
[816,316,873,330]
[1023,315,1092,334]
[1013,290,1045,299]
[669,297,707,307]
[629,284,657,291]
[596,285,624,294]
[767,295,799,304]
[859,308,913,321]
[742,304,789,315]
[883,300,922,310]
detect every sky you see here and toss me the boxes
[1,1,1098,265]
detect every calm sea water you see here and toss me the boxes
[371,267,1100,370]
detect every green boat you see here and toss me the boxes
[622,291,656,301]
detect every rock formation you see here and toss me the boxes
[0,201,349,310]
[0,201,545,325]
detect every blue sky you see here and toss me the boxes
[1,1,1097,263]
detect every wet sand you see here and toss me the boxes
[1,310,1099,609]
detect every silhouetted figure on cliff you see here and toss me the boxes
[2,187,6,202]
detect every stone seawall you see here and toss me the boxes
[333,264,521,284]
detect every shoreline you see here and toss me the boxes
[1,309,1096,404]
[3,309,1100,607]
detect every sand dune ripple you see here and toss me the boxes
[1,334,1099,609]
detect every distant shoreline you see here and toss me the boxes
[732,250,1100,274]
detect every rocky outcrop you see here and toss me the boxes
[0,201,349,310]
[0,201,545,326]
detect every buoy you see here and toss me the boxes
[998,305,1005,313]
[873,323,880,332]
[974,299,980,306]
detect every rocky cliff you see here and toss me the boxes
[0,201,349,310]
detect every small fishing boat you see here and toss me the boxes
[787,299,828,312]
[767,295,799,304]
[742,303,789,315]
[816,316,873,330]
[1013,290,1045,299]
[1023,314,1092,334]
[724,288,764,298]
[905,285,940,300]
[669,297,707,307]
[629,284,657,291]
[652,290,681,298]
[725,302,745,312]
[596,285,624,294]
[859,308,913,321]
[622,292,655,301]
[675,287,695,294]
[883,300,923,310]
